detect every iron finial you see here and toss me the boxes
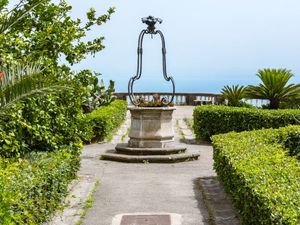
[142,16,162,33]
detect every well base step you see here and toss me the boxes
[101,152,200,163]
[115,143,187,155]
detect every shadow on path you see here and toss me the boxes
[196,177,241,225]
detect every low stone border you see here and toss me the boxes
[46,175,96,225]
[198,177,241,225]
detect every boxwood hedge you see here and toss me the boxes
[0,147,81,224]
[193,105,300,141]
[212,126,300,225]
[0,91,126,223]
[86,100,127,143]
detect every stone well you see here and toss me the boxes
[127,106,176,148]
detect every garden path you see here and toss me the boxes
[51,106,240,225]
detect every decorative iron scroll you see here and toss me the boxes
[128,16,175,106]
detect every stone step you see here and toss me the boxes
[101,152,200,163]
[115,143,187,155]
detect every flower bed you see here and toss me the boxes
[193,105,300,141]
[212,125,300,225]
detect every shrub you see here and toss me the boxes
[193,105,300,141]
[212,126,300,225]
[221,85,247,106]
[0,147,81,224]
[282,129,300,158]
[86,100,127,143]
[0,87,92,158]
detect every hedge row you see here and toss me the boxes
[193,105,300,141]
[0,147,81,224]
[0,88,92,158]
[86,100,127,143]
[212,126,300,225]
[0,88,126,224]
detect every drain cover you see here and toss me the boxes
[111,213,182,225]
[120,214,171,225]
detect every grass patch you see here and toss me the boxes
[76,180,100,225]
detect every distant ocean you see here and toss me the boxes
[103,76,257,94]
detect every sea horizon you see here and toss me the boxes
[102,74,295,94]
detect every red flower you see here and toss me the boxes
[0,71,4,80]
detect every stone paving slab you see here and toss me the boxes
[46,175,96,225]
[198,177,241,225]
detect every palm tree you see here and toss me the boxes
[221,85,247,106]
[246,69,300,109]
[0,1,65,110]
[0,62,66,109]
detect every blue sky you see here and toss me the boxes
[15,0,300,92]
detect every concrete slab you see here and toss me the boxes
[111,213,182,225]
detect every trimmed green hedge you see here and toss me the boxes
[0,87,89,224]
[0,93,126,223]
[0,88,92,158]
[193,105,300,141]
[86,100,127,143]
[0,147,81,224]
[212,126,300,225]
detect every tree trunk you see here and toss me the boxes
[269,99,280,109]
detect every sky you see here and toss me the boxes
[13,0,300,93]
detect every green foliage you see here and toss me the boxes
[0,62,66,110]
[0,1,117,224]
[0,148,81,224]
[221,85,247,106]
[86,100,127,143]
[0,86,92,158]
[283,130,300,158]
[0,73,124,223]
[212,126,300,225]
[73,70,115,113]
[0,0,115,74]
[0,0,41,34]
[279,97,300,109]
[0,0,8,11]
[193,105,300,141]
[247,69,300,109]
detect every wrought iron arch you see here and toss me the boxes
[128,16,175,106]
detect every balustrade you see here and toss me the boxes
[116,92,269,107]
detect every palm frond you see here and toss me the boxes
[221,85,247,106]
[0,62,62,109]
[247,68,300,109]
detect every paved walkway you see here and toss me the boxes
[74,106,240,225]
